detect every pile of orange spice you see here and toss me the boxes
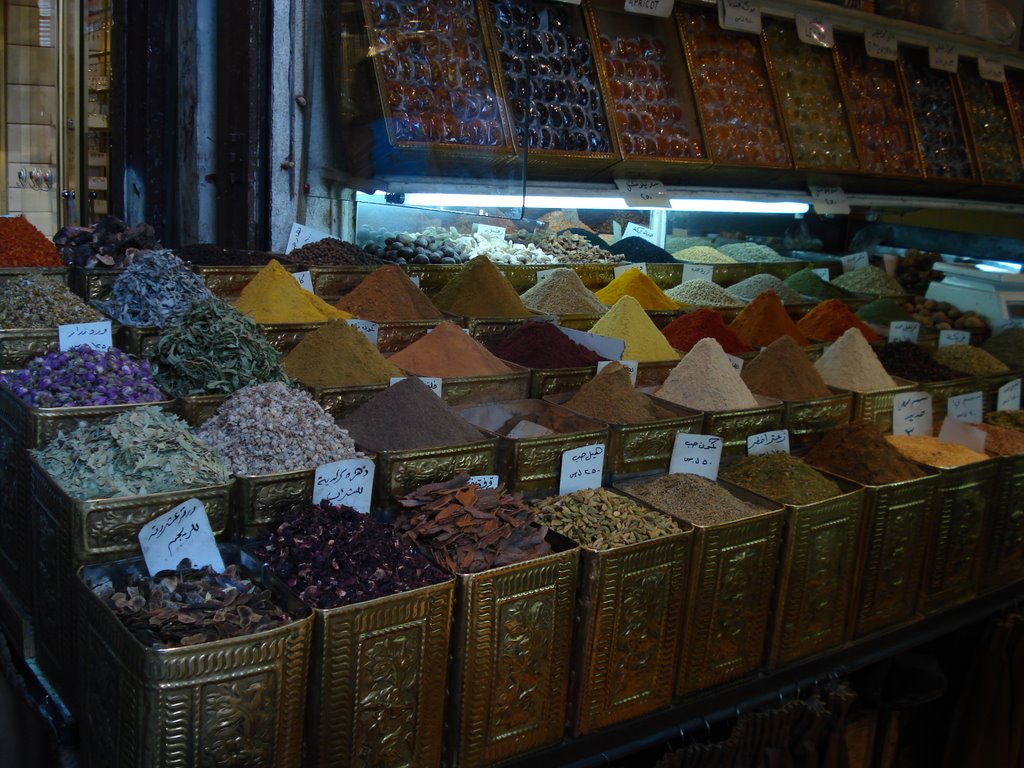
[728,291,809,347]
[0,216,62,266]
[797,299,881,342]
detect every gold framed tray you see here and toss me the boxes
[437,366,533,408]
[257,322,324,355]
[233,468,316,540]
[376,319,445,354]
[957,61,1024,186]
[0,327,58,371]
[529,365,599,398]
[116,324,160,357]
[402,264,462,297]
[0,266,70,289]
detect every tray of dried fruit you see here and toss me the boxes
[956,60,1024,187]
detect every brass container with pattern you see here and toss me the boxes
[570,514,692,735]
[193,263,300,299]
[257,322,324,355]
[918,458,1001,613]
[116,324,160,357]
[978,453,1024,592]
[782,388,853,450]
[529,365,598,398]
[175,393,230,428]
[848,473,938,638]
[758,260,807,281]
[849,377,918,433]
[699,396,786,459]
[568,264,616,291]
[438,367,532,408]
[72,265,123,301]
[446,537,579,768]
[402,265,461,297]
[920,375,982,423]
[376,320,445,354]
[646,309,684,330]
[76,547,311,768]
[635,360,678,388]
[0,266,70,288]
[29,455,232,705]
[645,264,684,290]
[233,468,316,540]
[763,478,865,667]
[307,265,375,302]
[465,316,533,348]
[500,265,561,293]
[311,383,389,421]
[547,392,703,481]
[456,399,608,497]
[0,328,59,371]
[305,579,455,768]
[373,439,499,514]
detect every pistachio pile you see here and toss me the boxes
[532,488,680,549]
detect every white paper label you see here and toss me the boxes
[669,432,722,480]
[998,379,1022,411]
[559,443,605,494]
[614,263,649,278]
[893,391,933,436]
[979,57,1006,83]
[809,185,850,215]
[746,429,790,455]
[929,44,958,73]
[536,268,560,283]
[473,223,507,240]
[558,326,627,361]
[718,0,761,33]
[313,458,374,513]
[812,268,832,282]
[888,321,920,343]
[347,319,379,346]
[947,391,983,424]
[623,0,674,17]
[596,359,638,385]
[390,376,442,397]
[683,263,715,282]
[622,222,659,244]
[614,178,671,206]
[409,274,421,287]
[938,416,987,454]
[726,354,745,373]
[882,252,899,276]
[285,222,333,254]
[138,498,224,575]
[938,329,971,347]
[865,28,898,61]
[796,13,834,47]
[294,271,314,293]
[59,320,113,352]
[468,474,500,489]
[841,252,870,272]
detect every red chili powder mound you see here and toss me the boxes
[797,298,882,343]
[0,216,62,266]
[661,309,753,354]
[490,322,601,369]
[334,264,443,322]
[386,321,514,377]
[729,291,809,347]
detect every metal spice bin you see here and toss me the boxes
[455,399,609,497]
[978,453,1024,592]
[76,546,311,768]
[303,578,455,768]
[71,265,123,301]
[547,391,704,481]
[376,320,445,354]
[0,386,175,654]
[699,395,786,459]
[917,457,1001,614]
[465,316,533,348]
[402,265,461,297]
[193,264,301,299]
[762,477,865,667]
[570,512,692,735]
[782,388,854,451]
[529,365,598,398]
[848,473,939,639]
[438,367,532,408]
[615,479,785,696]
[175,393,229,427]
[310,383,388,421]
[500,265,561,293]
[550,314,604,332]
[635,360,678,388]
[307,265,375,302]
[232,468,316,540]
[920,375,982,423]
[568,264,616,291]
[258,322,325,355]
[0,266,70,288]
[849,377,917,433]
[116,324,160,358]
[646,309,684,330]
[0,327,59,371]
[446,536,579,768]
[29,455,232,705]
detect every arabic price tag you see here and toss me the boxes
[718,0,761,33]
[409,275,421,287]
[937,416,987,454]
[285,222,333,254]
[467,475,499,489]
[888,321,920,343]
[998,379,1021,411]
[929,44,958,72]
[390,376,442,397]
[726,354,745,373]
[812,267,832,282]
[865,28,898,61]
[796,13,834,47]
[293,271,314,293]
[614,178,670,206]
[746,429,790,456]
[938,329,970,347]
[623,222,659,244]
[809,184,849,214]
[138,498,224,575]
[58,320,113,352]
[947,391,983,424]
[559,443,605,494]
[683,263,715,282]
[979,57,1006,82]
[596,359,638,385]
[347,319,379,346]
[840,252,869,272]
[893,391,933,436]
[473,223,507,240]
[669,432,722,480]
[559,326,627,360]
[313,458,375,513]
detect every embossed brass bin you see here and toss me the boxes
[29,455,232,705]
[781,388,854,450]
[570,511,692,736]
[76,546,311,768]
[920,376,983,423]
[435,366,532,409]
[193,263,301,299]
[0,327,59,371]
[71,265,123,301]
[232,468,316,540]
[528,365,599,399]
[311,383,388,421]
[979,453,1024,592]
[698,396,786,459]
[175,393,229,428]
[446,535,579,768]
[849,377,917,433]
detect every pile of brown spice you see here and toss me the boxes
[618,473,766,527]
[885,435,989,468]
[334,265,442,322]
[431,256,533,318]
[803,423,928,485]
[283,318,403,387]
[729,291,809,347]
[387,321,514,377]
[564,362,673,424]
[972,423,1024,457]
[395,476,553,573]
[986,410,1024,431]
[742,336,833,401]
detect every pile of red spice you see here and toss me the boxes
[0,216,62,266]
[490,322,601,369]
[661,308,753,354]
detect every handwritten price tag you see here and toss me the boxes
[938,329,971,347]
[559,443,605,494]
[409,274,421,287]
[998,379,1022,411]
[947,391,983,424]
[893,391,932,436]
[929,44,958,72]
[347,319,379,345]
[613,263,649,278]
[473,223,507,240]
[313,458,374,513]
[623,0,674,19]
[938,416,987,454]
[138,498,224,575]
[614,178,670,206]
[285,222,333,254]
[979,57,1005,83]
[888,321,920,343]
[812,267,832,282]
[865,28,898,61]
[559,326,626,361]
[536,268,560,283]
[468,475,499,489]
[841,252,870,272]
[746,429,790,456]
[809,185,850,214]
[390,376,442,397]
[623,222,659,244]
[726,354,745,373]
[718,0,761,33]
[670,432,722,480]
[293,271,314,293]
[683,263,715,282]
[58,320,113,352]
[596,359,638,385]
[796,13,833,47]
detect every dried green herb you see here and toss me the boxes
[0,275,103,328]
[148,299,287,396]
[92,249,213,327]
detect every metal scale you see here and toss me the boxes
[926,261,1024,326]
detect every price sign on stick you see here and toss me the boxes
[293,271,314,293]
[559,443,605,494]
[938,329,970,347]
[670,433,722,480]
[313,458,375,512]
[796,13,834,47]
[683,263,715,282]
[347,319,379,345]
[998,379,1022,411]
[947,391,983,424]
[390,376,442,397]
[623,222,659,244]
[468,475,499,489]
[139,499,224,575]
[888,321,920,343]
[285,223,332,254]
[719,0,761,33]
[865,28,898,61]
[58,321,113,352]
[746,429,790,456]
[893,392,932,436]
